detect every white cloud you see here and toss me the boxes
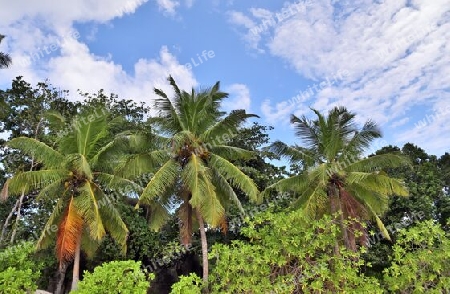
[0,0,150,27]
[156,0,180,15]
[223,84,252,113]
[227,11,263,52]
[232,0,449,154]
[260,99,294,125]
[0,0,197,109]
[45,40,197,105]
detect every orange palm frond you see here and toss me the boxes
[219,217,228,235]
[56,196,83,267]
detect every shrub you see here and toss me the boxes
[170,273,202,294]
[383,220,450,293]
[0,241,42,293]
[209,210,382,293]
[71,260,154,294]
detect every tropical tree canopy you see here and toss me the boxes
[265,107,410,250]
[1,108,129,290]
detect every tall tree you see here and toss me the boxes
[0,77,78,246]
[129,76,260,289]
[1,108,129,292]
[0,34,12,68]
[265,107,409,252]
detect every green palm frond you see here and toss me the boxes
[116,150,169,179]
[346,172,408,197]
[95,173,143,194]
[347,183,389,216]
[97,188,129,253]
[36,180,65,201]
[290,114,320,152]
[7,137,64,168]
[72,110,108,158]
[209,145,255,161]
[345,153,411,173]
[66,154,93,180]
[7,170,70,196]
[212,171,245,215]
[201,110,258,142]
[145,201,170,231]
[364,201,392,241]
[182,154,224,226]
[269,140,315,165]
[75,181,105,241]
[341,120,381,157]
[139,159,179,205]
[81,228,101,259]
[209,154,260,203]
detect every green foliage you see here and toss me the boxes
[383,221,450,293]
[170,273,202,294]
[71,260,153,294]
[209,210,382,293]
[0,241,43,293]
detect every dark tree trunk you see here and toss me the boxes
[54,263,68,294]
[195,208,209,293]
[179,189,193,248]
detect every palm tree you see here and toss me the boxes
[0,34,12,68]
[265,107,409,252]
[129,76,260,288]
[1,109,129,292]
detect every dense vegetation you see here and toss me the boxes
[0,76,449,293]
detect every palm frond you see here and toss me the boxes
[212,171,245,215]
[7,170,69,196]
[139,159,179,205]
[209,154,260,203]
[56,197,84,265]
[201,110,258,142]
[345,153,411,173]
[209,145,255,161]
[97,188,129,254]
[346,172,408,197]
[75,181,105,241]
[269,141,315,165]
[72,110,108,158]
[37,194,70,250]
[7,137,64,168]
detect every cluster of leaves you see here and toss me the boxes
[0,241,43,293]
[72,260,154,294]
[383,220,450,292]
[170,273,202,294]
[209,210,382,293]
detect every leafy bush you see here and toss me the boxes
[0,241,42,293]
[209,210,382,293]
[383,220,450,293]
[170,273,202,294]
[71,260,154,294]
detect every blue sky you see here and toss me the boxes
[0,0,449,156]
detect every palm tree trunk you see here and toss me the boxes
[71,233,82,291]
[0,199,19,245]
[55,263,68,294]
[180,189,193,248]
[336,197,350,250]
[195,208,209,293]
[10,189,25,243]
[328,184,340,257]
